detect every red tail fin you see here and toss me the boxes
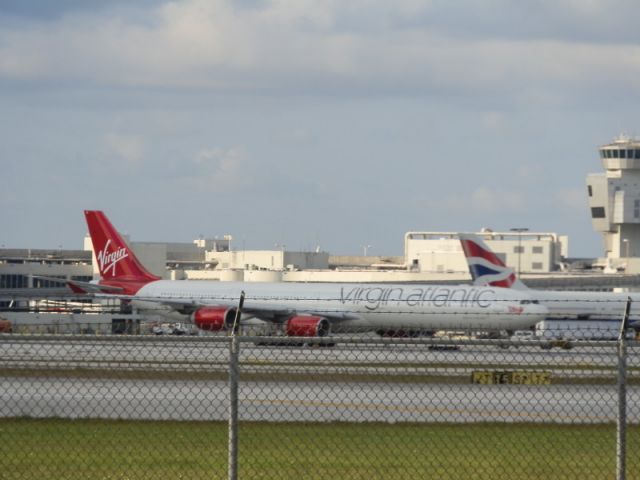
[84,210,160,283]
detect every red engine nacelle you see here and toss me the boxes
[191,307,237,331]
[286,316,330,337]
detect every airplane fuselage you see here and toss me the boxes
[133,280,547,332]
[531,290,639,323]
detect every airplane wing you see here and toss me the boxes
[30,275,124,294]
[132,294,360,323]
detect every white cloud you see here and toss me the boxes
[1,0,639,99]
[105,133,144,165]
[190,146,251,191]
[516,163,544,181]
[472,187,521,212]
[446,187,525,213]
[480,111,508,132]
[0,0,629,258]
[557,187,587,210]
[276,127,314,144]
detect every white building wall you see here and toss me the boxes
[207,250,328,271]
[209,250,284,270]
[405,232,560,274]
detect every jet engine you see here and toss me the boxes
[286,316,330,337]
[191,307,237,331]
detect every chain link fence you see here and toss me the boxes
[0,327,638,480]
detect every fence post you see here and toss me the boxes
[616,297,630,480]
[228,291,244,480]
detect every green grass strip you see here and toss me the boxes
[1,418,639,479]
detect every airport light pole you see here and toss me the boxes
[363,245,372,256]
[510,228,529,276]
[224,235,233,252]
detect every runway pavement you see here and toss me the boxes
[1,376,636,424]
[1,335,636,369]
[1,335,638,424]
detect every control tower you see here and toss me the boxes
[586,134,640,272]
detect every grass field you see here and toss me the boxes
[1,418,639,479]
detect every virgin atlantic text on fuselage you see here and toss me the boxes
[339,286,497,311]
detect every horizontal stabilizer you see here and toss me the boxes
[30,275,124,295]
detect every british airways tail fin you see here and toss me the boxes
[459,233,528,290]
[84,210,160,284]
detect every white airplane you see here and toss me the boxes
[66,211,547,337]
[459,233,639,329]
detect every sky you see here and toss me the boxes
[1,0,639,257]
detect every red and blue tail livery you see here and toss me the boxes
[459,234,527,290]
